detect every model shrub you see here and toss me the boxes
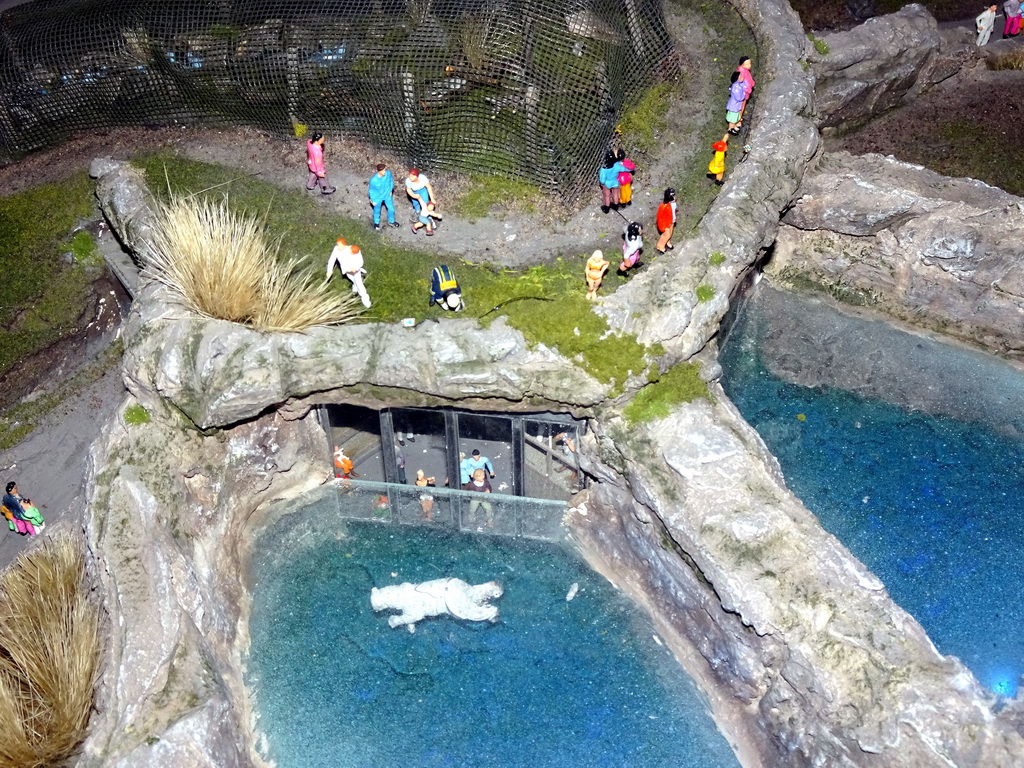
[0,535,100,768]
[148,193,363,332]
[123,403,151,426]
[991,50,1024,71]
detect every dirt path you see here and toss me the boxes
[0,328,123,567]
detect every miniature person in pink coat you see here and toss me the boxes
[306,133,336,195]
[1004,0,1022,37]
[735,57,755,128]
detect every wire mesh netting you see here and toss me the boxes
[0,0,676,198]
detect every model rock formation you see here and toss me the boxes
[75,3,1024,768]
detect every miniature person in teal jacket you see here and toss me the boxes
[368,164,399,230]
[598,151,621,214]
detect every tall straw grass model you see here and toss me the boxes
[0,535,100,768]
[147,193,363,331]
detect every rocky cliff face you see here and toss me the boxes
[810,4,975,134]
[78,403,327,768]
[573,397,1023,767]
[78,2,1024,768]
[731,283,1024,437]
[772,151,1024,363]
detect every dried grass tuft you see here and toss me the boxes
[147,193,362,331]
[990,49,1024,71]
[0,535,100,768]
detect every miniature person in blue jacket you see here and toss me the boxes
[460,449,495,484]
[368,164,399,230]
[598,151,621,214]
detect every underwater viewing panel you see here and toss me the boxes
[246,488,741,768]
[720,285,1024,698]
[323,405,584,505]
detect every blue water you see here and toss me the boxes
[720,290,1024,698]
[246,513,739,768]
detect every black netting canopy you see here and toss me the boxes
[0,0,675,196]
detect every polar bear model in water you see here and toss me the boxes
[370,578,504,632]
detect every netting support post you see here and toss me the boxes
[524,84,540,168]
[625,0,645,57]
[285,26,301,130]
[401,71,416,139]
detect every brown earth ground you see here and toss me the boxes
[828,43,1024,197]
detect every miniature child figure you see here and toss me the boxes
[415,469,436,520]
[333,446,358,478]
[429,264,464,310]
[726,71,748,134]
[463,468,494,527]
[708,134,729,186]
[614,149,637,206]
[412,202,441,236]
[405,168,437,218]
[585,250,610,301]
[977,4,998,45]
[2,482,37,536]
[656,188,677,254]
[618,221,644,275]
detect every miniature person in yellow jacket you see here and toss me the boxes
[708,134,729,185]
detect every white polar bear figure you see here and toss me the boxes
[370,578,504,632]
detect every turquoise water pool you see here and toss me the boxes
[720,286,1024,698]
[246,500,740,767]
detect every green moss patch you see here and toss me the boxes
[123,404,151,426]
[806,33,829,56]
[68,230,100,265]
[618,80,677,156]
[623,362,710,425]
[0,171,100,379]
[449,173,541,220]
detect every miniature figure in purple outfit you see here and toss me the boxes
[726,71,748,134]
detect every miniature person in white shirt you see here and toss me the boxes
[977,4,997,45]
[326,238,371,308]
